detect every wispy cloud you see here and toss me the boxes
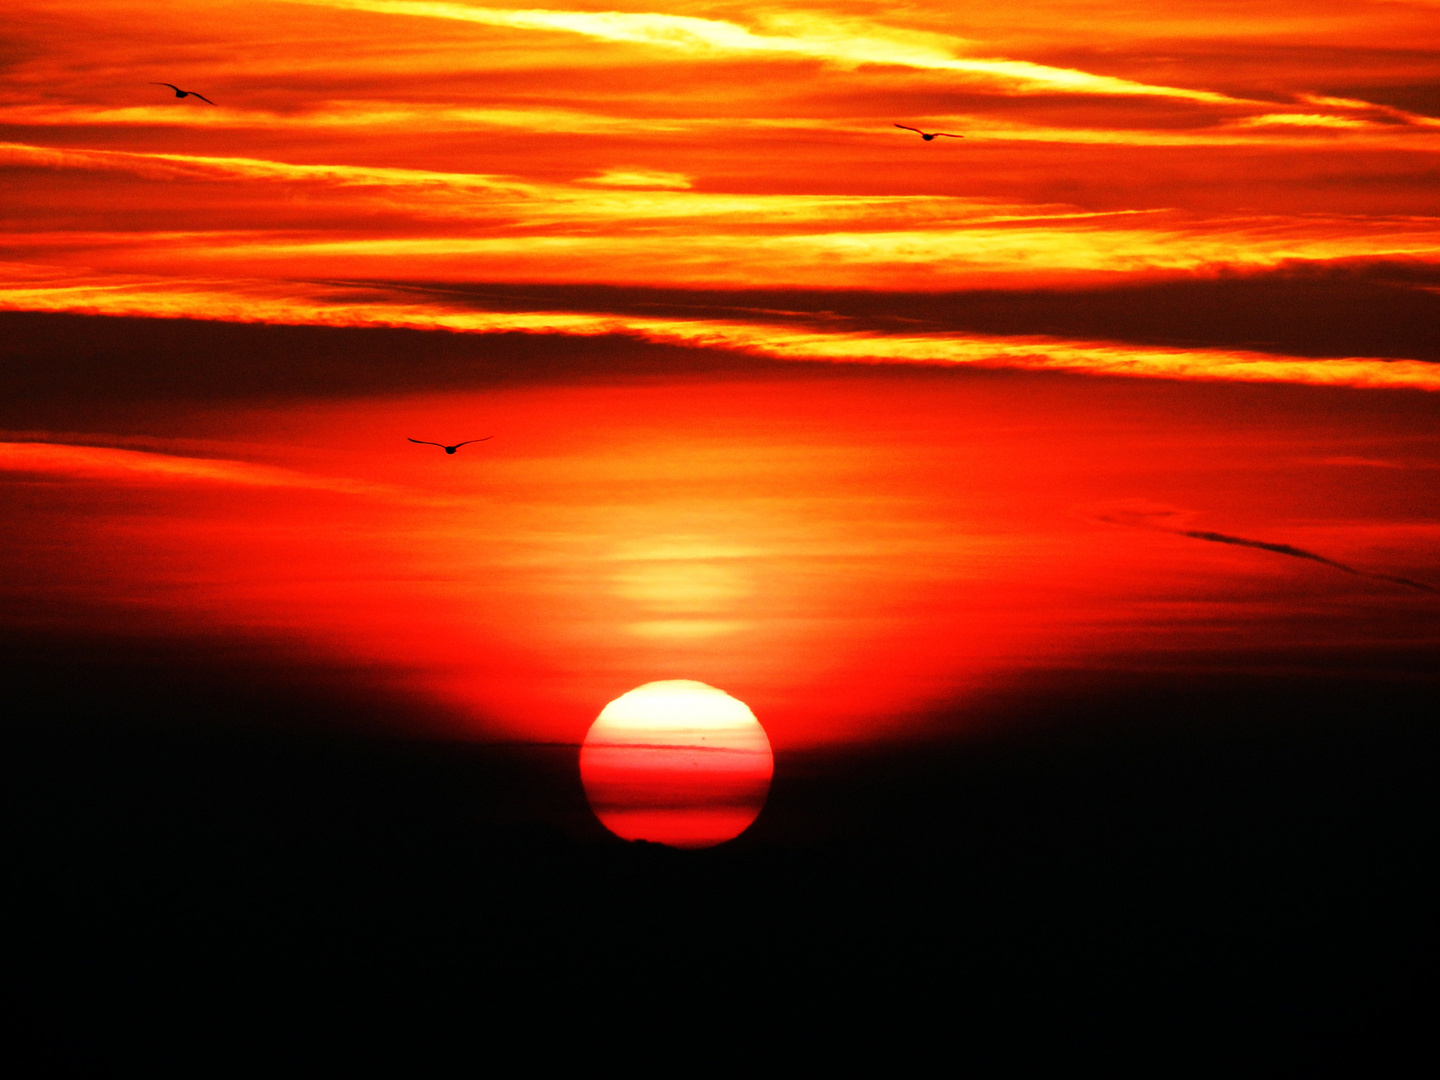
[1180,530,1436,595]
[5,276,1440,392]
[7,141,1439,285]
[1238,113,1370,130]
[581,168,692,190]
[0,142,530,194]
[1093,500,1437,594]
[0,441,435,503]
[1306,456,1411,469]
[4,2,1439,396]
[286,0,1244,104]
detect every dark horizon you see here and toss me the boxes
[14,618,1434,1057]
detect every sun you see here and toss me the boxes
[579,680,774,849]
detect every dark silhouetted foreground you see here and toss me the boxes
[8,633,1433,1065]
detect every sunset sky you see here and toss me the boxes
[4,0,1438,762]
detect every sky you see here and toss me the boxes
[3,0,1438,757]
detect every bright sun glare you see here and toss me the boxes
[579,681,774,849]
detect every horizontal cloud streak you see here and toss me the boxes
[1093,502,1438,594]
[0,441,435,502]
[289,0,1242,103]
[0,142,530,194]
[1180,530,1437,594]
[3,283,1438,392]
[6,141,1437,300]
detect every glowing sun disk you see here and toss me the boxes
[580,680,774,848]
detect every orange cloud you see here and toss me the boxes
[4,0,1438,395]
[287,0,1245,102]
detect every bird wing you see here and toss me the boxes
[894,124,923,133]
[934,132,963,138]
[408,438,446,447]
[150,82,181,91]
[453,437,494,448]
[191,93,217,105]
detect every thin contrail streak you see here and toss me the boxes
[1179,529,1437,594]
[1093,505,1436,595]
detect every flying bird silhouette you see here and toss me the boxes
[408,437,493,454]
[895,124,962,141]
[150,82,217,105]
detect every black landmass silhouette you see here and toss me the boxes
[8,630,1434,1063]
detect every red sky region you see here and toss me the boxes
[4,367,1436,748]
[2,2,1438,753]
